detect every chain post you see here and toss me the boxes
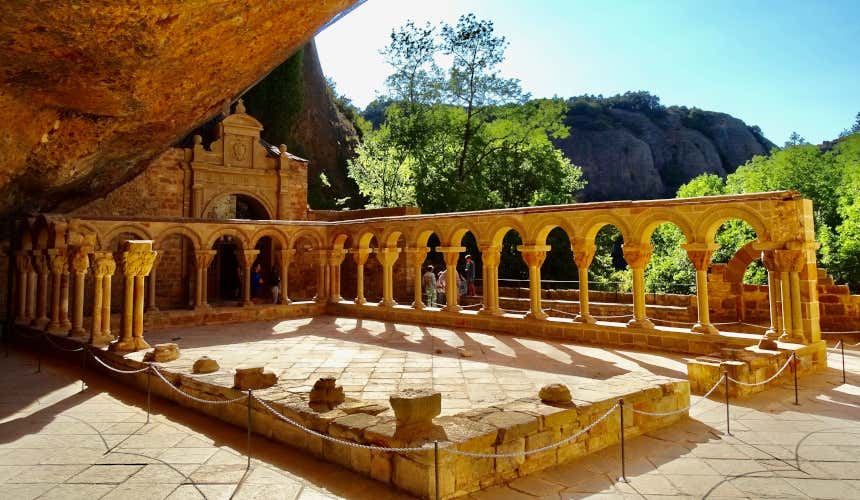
[80,347,86,393]
[246,390,252,470]
[146,365,152,424]
[434,440,440,500]
[792,353,799,405]
[841,338,846,384]
[722,371,730,436]
[618,399,627,483]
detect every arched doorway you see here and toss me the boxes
[205,194,270,220]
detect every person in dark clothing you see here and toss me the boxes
[464,254,477,297]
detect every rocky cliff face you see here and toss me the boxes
[0,0,356,217]
[554,105,775,201]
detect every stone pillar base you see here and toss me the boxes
[691,323,719,335]
[525,310,548,321]
[410,301,424,310]
[47,324,68,335]
[574,314,596,324]
[380,299,397,308]
[90,335,115,347]
[31,317,50,330]
[109,337,150,352]
[757,337,779,350]
[627,318,655,329]
[778,333,805,344]
[69,327,88,338]
[477,307,503,316]
[442,304,461,313]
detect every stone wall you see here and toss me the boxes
[72,148,189,218]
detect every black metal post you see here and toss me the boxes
[723,372,730,436]
[36,336,41,373]
[619,399,627,482]
[792,354,799,405]
[434,440,440,500]
[146,366,152,424]
[841,338,846,384]
[80,348,86,393]
[246,390,252,469]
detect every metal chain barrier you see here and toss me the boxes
[252,395,432,453]
[727,353,795,387]
[445,402,620,458]
[149,365,249,405]
[88,351,152,374]
[632,373,726,417]
[42,333,85,352]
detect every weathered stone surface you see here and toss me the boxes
[233,366,277,390]
[389,389,441,427]
[143,343,180,363]
[479,411,539,443]
[192,356,219,374]
[309,377,345,407]
[539,383,573,404]
[0,0,356,217]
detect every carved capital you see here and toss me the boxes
[92,252,116,278]
[517,245,550,268]
[194,250,217,270]
[121,240,157,277]
[275,249,296,267]
[681,243,719,271]
[375,247,401,267]
[32,253,49,275]
[15,252,32,274]
[403,246,429,268]
[478,246,501,267]
[235,249,260,268]
[71,249,90,274]
[772,249,804,273]
[327,248,348,266]
[436,246,465,266]
[49,253,68,275]
[621,243,653,269]
[571,238,597,269]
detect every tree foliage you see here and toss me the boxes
[348,14,585,212]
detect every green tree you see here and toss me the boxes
[346,129,416,208]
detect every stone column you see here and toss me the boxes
[145,253,161,312]
[328,248,347,303]
[759,250,782,349]
[26,256,37,323]
[376,247,402,308]
[682,243,719,335]
[193,250,216,309]
[69,249,90,337]
[275,249,295,305]
[404,247,429,309]
[235,249,260,307]
[517,245,550,320]
[60,268,71,331]
[100,254,116,340]
[622,243,655,329]
[477,245,502,315]
[46,251,67,334]
[312,250,328,303]
[774,248,805,343]
[31,253,50,329]
[437,246,465,312]
[89,252,115,346]
[351,248,372,305]
[571,238,597,324]
[110,241,157,352]
[14,252,31,324]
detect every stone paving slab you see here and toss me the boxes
[139,316,692,415]
[0,349,411,500]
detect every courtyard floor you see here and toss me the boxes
[0,320,857,499]
[137,316,692,415]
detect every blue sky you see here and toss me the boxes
[316,0,859,145]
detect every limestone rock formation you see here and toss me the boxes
[554,105,775,201]
[0,0,357,218]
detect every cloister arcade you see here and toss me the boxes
[9,191,822,354]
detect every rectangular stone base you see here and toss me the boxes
[687,340,827,398]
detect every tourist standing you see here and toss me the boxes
[422,265,437,307]
[270,265,281,304]
[250,263,263,300]
[436,267,447,305]
[464,254,476,296]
